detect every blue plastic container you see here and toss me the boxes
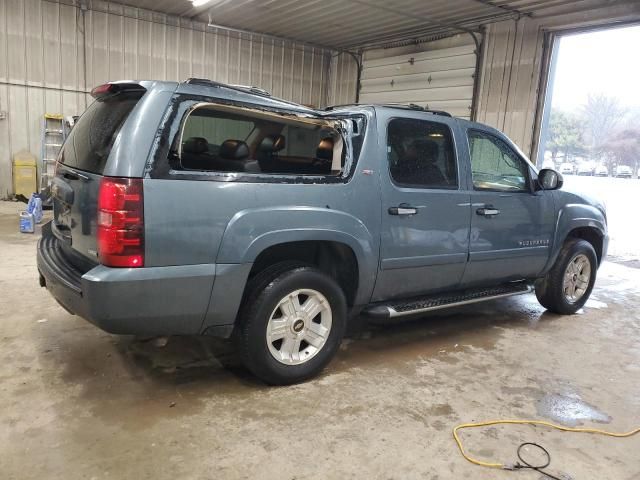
[20,211,35,233]
[26,193,43,224]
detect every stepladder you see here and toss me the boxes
[39,114,67,204]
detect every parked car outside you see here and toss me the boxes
[576,163,594,176]
[594,165,608,177]
[559,163,574,175]
[615,165,632,178]
[37,79,609,384]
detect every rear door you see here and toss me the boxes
[461,127,555,286]
[51,88,145,265]
[373,113,471,301]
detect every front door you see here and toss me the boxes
[373,115,471,301]
[461,128,555,286]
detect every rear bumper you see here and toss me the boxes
[37,222,217,336]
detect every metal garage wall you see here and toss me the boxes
[0,0,331,198]
[475,1,640,159]
[474,19,543,156]
[359,35,477,119]
[327,52,359,107]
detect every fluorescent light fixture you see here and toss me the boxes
[191,0,213,7]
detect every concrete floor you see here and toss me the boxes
[1,200,639,480]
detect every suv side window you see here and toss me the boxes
[175,103,344,176]
[182,114,254,151]
[468,130,529,192]
[387,118,458,189]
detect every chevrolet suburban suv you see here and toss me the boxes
[38,79,608,384]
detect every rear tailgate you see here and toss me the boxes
[51,85,145,265]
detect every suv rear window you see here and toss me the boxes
[175,104,344,176]
[60,92,142,174]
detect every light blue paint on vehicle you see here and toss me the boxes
[37,78,608,384]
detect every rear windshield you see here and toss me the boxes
[60,92,142,174]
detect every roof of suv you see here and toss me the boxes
[138,79,468,122]
[135,79,507,137]
[142,79,456,119]
[173,78,318,115]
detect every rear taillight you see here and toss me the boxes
[97,177,144,267]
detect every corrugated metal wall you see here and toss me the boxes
[0,0,331,198]
[474,19,543,156]
[472,1,640,158]
[327,52,358,107]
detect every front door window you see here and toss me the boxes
[468,130,529,192]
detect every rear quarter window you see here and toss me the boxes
[174,103,344,177]
[60,93,142,174]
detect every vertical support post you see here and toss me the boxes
[533,33,559,167]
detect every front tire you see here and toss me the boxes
[236,262,347,385]
[535,239,597,314]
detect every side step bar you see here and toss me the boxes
[362,282,534,319]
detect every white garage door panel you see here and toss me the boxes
[362,53,476,81]
[363,44,475,68]
[360,68,475,93]
[360,41,477,119]
[361,85,474,104]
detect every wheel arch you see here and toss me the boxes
[566,227,604,265]
[545,208,606,274]
[208,207,378,331]
[247,240,361,307]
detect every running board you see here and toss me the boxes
[362,282,534,319]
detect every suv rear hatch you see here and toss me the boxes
[51,83,146,269]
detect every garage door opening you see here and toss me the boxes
[536,24,640,263]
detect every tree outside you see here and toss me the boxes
[543,94,639,175]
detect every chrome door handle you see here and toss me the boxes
[476,206,500,217]
[389,203,418,216]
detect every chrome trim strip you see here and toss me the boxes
[386,285,534,318]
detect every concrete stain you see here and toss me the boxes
[536,393,612,427]
[426,403,454,417]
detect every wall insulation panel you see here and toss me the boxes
[0,0,330,198]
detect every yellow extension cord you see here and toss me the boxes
[453,419,640,470]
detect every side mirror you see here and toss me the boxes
[538,169,563,190]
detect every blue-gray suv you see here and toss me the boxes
[38,79,608,384]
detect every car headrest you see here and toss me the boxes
[316,137,334,161]
[219,139,250,160]
[411,139,439,162]
[259,134,286,152]
[183,137,209,154]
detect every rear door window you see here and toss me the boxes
[387,118,458,188]
[60,92,143,174]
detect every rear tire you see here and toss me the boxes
[535,239,597,314]
[236,262,347,385]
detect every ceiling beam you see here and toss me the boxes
[345,0,482,49]
[467,0,531,18]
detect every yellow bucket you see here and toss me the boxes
[13,150,37,197]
